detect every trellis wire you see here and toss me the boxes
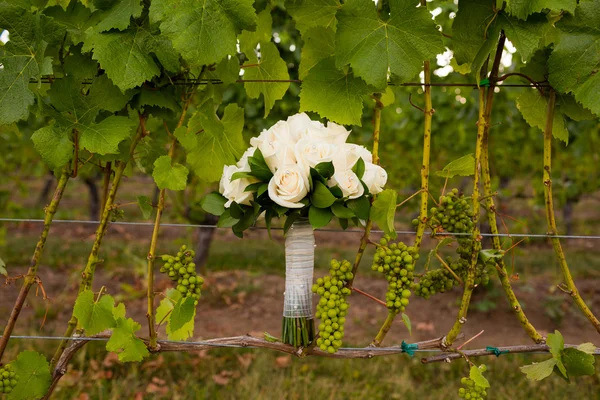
[28,78,548,88]
[1,218,599,240]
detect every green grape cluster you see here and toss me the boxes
[110,208,125,222]
[0,364,17,395]
[159,244,204,305]
[312,259,353,354]
[458,377,487,399]
[413,189,492,299]
[371,234,417,313]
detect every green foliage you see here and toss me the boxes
[152,155,189,191]
[436,154,475,178]
[285,0,340,34]
[136,195,153,219]
[73,289,117,335]
[370,189,397,239]
[516,90,568,143]
[106,315,150,362]
[8,351,51,400]
[505,0,577,21]
[335,0,443,88]
[155,289,196,341]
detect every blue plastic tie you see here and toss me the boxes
[401,340,418,357]
[486,346,509,357]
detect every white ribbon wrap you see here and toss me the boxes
[283,219,314,318]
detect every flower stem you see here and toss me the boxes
[51,117,147,369]
[543,89,600,333]
[0,165,70,362]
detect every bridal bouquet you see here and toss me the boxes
[203,112,388,347]
[207,112,387,235]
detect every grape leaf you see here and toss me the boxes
[0,4,56,124]
[31,125,73,171]
[370,189,397,239]
[547,330,568,378]
[576,343,597,355]
[152,155,189,191]
[561,348,595,377]
[548,1,600,116]
[469,365,490,388]
[506,0,577,21]
[435,154,475,178]
[131,85,182,116]
[299,26,335,79]
[8,351,51,400]
[215,56,241,86]
[83,27,163,91]
[73,289,117,335]
[156,289,196,341]
[238,8,272,56]
[46,0,71,10]
[452,0,547,74]
[150,0,257,66]
[520,358,557,381]
[335,0,443,89]
[285,0,340,34]
[184,101,246,182]
[93,0,144,32]
[300,57,371,126]
[79,116,137,155]
[244,41,290,117]
[401,313,412,336]
[106,317,149,362]
[516,90,569,143]
[137,195,153,219]
[170,296,196,332]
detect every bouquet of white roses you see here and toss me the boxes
[203,112,388,347]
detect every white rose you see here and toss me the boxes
[333,144,373,171]
[250,122,297,172]
[236,147,257,171]
[219,165,257,207]
[304,120,350,145]
[268,164,310,208]
[329,169,364,199]
[362,162,388,194]
[286,113,321,142]
[294,138,338,172]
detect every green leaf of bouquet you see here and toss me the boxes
[561,348,595,377]
[335,0,443,88]
[137,195,153,219]
[315,161,335,180]
[516,90,569,143]
[73,289,117,336]
[285,0,340,34]
[248,148,274,181]
[370,189,397,238]
[169,296,196,332]
[284,212,301,234]
[469,365,490,388]
[331,201,355,219]
[520,358,557,381]
[300,57,371,126]
[230,202,245,219]
[353,157,365,179]
[244,41,290,117]
[217,209,239,228]
[150,0,257,66]
[299,26,335,79]
[548,1,600,116]
[505,0,576,21]
[200,192,227,216]
[311,181,337,208]
[231,171,256,181]
[8,351,51,400]
[31,125,73,171]
[152,155,189,191]
[346,196,370,220]
[186,101,246,182]
[309,205,333,229]
[106,317,149,362]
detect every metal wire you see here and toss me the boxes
[1,218,599,240]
